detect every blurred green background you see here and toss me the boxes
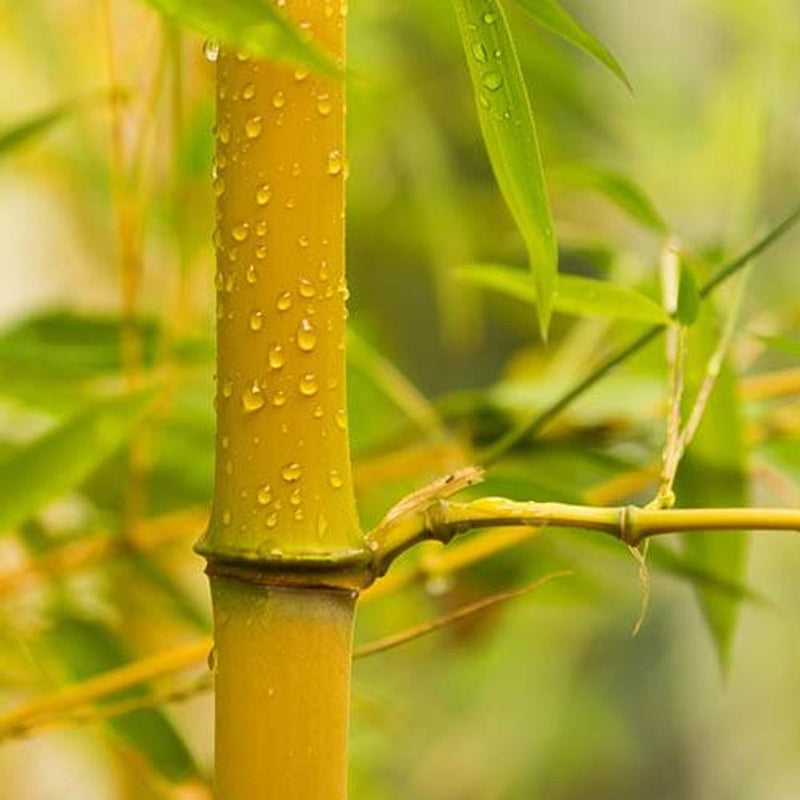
[1,0,800,797]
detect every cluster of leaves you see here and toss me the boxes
[1,0,800,796]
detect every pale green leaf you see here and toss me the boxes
[553,164,666,232]
[676,302,749,674]
[452,0,557,336]
[0,389,156,535]
[458,263,670,324]
[142,0,339,75]
[756,333,800,359]
[511,0,631,90]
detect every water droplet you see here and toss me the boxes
[242,382,265,412]
[255,244,268,260]
[335,409,347,430]
[483,72,504,91]
[266,512,278,528]
[222,508,232,525]
[281,462,303,482]
[263,344,284,372]
[257,485,272,505]
[329,469,343,488]
[277,292,292,311]
[246,264,257,284]
[297,233,309,248]
[272,90,286,109]
[295,68,310,82]
[293,508,304,522]
[256,184,272,205]
[425,575,453,597]
[484,12,497,24]
[313,404,324,418]
[245,115,263,138]
[232,223,250,242]
[222,380,234,398]
[299,374,319,396]
[243,82,256,100]
[204,39,220,62]
[316,93,332,116]
[319,260,330,280]
[256,220,268,236]
[272,390,287,407]
[472,42,488,63]
[289,487,302,506]
[317,513,329,539]
[213,176,226,197]
[217,123,231,145]
[291,162,302,177]
[297,319,317,351]
[249,311,263,331]
[327,150,344,176]
[221,435,230,449]
[299,279,316,298]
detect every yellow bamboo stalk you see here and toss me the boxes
[194,3,369,798]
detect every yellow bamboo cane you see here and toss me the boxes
[194,3,369,797]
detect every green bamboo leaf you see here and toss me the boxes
[756,333,800,359]
[452,0,557,337]
[676,261,701,325]
[0,389,156,535]
[553,164,666,232]
[43,615,199,783]
[511,0,631,90]
[458,264,670,324]
[676,302,749,674]
[0,91,124,157]
[142,0,339,75]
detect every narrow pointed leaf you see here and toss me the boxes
[43,615,199,783]
[553,164,666,232]
[0,389,155,535]
[452,0,557,336]
[458,264,670,324]
[676,302,749,674]
[511,0,631,89]
[142,0,339,75]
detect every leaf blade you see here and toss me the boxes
[511,0,631,90]
[142,0,339,75]
[452,0,558,336]
[458,263,670,324]
[0,389,156,535]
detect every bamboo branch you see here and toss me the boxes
[367,496,800,575]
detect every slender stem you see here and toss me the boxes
[368,496,800,573]
[478,203,800,465]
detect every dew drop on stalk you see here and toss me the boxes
[272,390,287,407]
[249,311,263,331]
[484,12,497,24]
[293,508,304,522]
[329,469,343,489]
[317,513,329,539]
[289,487,302,506]
[277,292,293,311]
[268,344,285,369]
[243,82,256,100]
[297,319,317,351]
[213,177,226,197]
[246,264,257,284]
[299,279,316,298]
[256,220,268,236]
[203,39,220,62]
[222,509,232,525]
[294,67,310,81]
[242,381,265,412]
[272,90,286,109]
[245,115,263,139]
[316,93,332,116]
[255,244,268,260]
[335,409,347,430]
[299,374,319,396]
[232,223,250,242]
[313,404,324,418]
[266,512,278,528]
[257,485,272,505]
[297,233,309,248]
[256,184,272,205]
[281,462,303,482]
[218,123,231,144]
[222,380,234,398]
